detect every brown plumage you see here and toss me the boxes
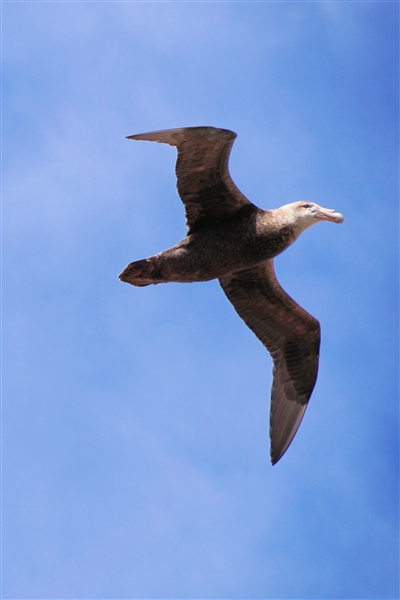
[119,126,343,464]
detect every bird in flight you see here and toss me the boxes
[119,126,343,464]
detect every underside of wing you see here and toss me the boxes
[219,260,321,464]
[127,127,255,233]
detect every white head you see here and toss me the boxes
[279,201,344,232]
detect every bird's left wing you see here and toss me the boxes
[127,127,255,234]
[219,260,320,464]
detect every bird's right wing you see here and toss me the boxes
[219,260,321,464]
[127,127,256,234]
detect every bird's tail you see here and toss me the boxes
[118,258,163,287]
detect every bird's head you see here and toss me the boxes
[279,201,344,232]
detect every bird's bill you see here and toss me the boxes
[315,205,344,224]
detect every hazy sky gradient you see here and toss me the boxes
[3,2,399,598]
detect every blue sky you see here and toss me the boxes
[2,2,398,598]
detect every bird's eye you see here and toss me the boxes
[302,203,311,209]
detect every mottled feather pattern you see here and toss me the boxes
[123,126,341,464]
[128,127,253,233]
[219,260,320,463]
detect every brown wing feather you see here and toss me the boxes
[218,260,320,464]
[127,127,254,233]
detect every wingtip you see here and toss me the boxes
[125,126,237,143]
[270,451,283,466]
[126,133,155,140]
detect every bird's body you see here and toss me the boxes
[124,206,298,285]
[119,126,343,464]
